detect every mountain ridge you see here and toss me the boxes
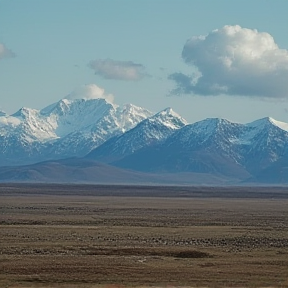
[0,97,152,165]
[0,95,287,184]
[92,116,288,184]
[87,106,188,163]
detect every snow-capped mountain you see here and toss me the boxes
[1,91,288,184]
[241,117,288,173]
[87,107,187,163]
[109,116,288,182]
[0,97,152,166]
[42,99,152,159]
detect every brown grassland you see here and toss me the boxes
[0,184,287,287]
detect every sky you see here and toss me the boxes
[0,0,288,124]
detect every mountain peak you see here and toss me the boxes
[204,117,233,125]
[269,118,288,132]
[11,107,38,118]
[86,106,187,162]
[258,116,276,124]
[248,117,288,132]
[157,107,178,117]
[61,97,115,106]
[41,97,117,117]
[191,118,236,133]
[161,107,173,113]
[121,103,148,114]
[122,103,137,110]
[152,107,188,127]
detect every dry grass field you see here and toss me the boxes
[0,184,287,287]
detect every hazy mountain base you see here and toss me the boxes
[0,158,253,185]
[1,157,287,185]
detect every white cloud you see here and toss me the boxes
[0,43,15,60]
[66,84,114,103]
[88,58,148,81]
[169,25,288,98]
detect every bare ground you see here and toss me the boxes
[0,184,287,287]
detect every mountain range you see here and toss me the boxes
[0,96,287,185]
[0,97,152,166]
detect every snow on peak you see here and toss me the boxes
[247,117,288,132]
[248,116,272,125]
[11,107,38,118]
[88,107,187,160]
[151,107,188,129]
[160,107,174,114]
[171,117,244,148]
[268,118,288,132]
[121,103,149,114]
[41,97,116,116]
[116,104,153,130]
[121,103,142,113]
[157,107,178,117]
[204,117,234,125]
[191,117,235,134]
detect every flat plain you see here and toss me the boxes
[0,184,287,288]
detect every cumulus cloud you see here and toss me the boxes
[66,84,114,103]
[169,25,288,98]
[88,58,148,81]
[0,43,15,60]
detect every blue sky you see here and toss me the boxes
[1,0,288,123]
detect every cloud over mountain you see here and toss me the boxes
[88,58,148,81]
[66,84,114,103]
[169,25,288,99]
[0,43,15,60]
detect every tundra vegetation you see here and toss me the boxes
[0,184,287,287]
